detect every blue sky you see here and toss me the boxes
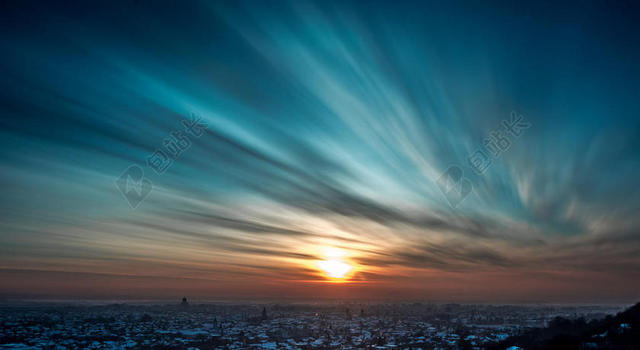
[1,0,639,302]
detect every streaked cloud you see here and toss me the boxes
[0,0,639,302]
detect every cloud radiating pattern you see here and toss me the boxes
[0,1,639,302]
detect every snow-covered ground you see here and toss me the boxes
[0,303,621,349]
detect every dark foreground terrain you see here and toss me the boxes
[491,302,640,350]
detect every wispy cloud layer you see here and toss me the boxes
[0,0,639,302]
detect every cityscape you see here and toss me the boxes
[0,300,629,349]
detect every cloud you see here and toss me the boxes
[0,0,639,301]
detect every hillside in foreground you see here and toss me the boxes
[490,302,640,350]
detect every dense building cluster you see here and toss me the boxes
[0,302,621,349]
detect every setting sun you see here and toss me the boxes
[318,259,352,279]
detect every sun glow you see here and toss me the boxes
[318,259,352,278]
[316,247,354,279]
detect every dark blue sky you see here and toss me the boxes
[1,0,639,302]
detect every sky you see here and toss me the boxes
[1,0,639,303]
